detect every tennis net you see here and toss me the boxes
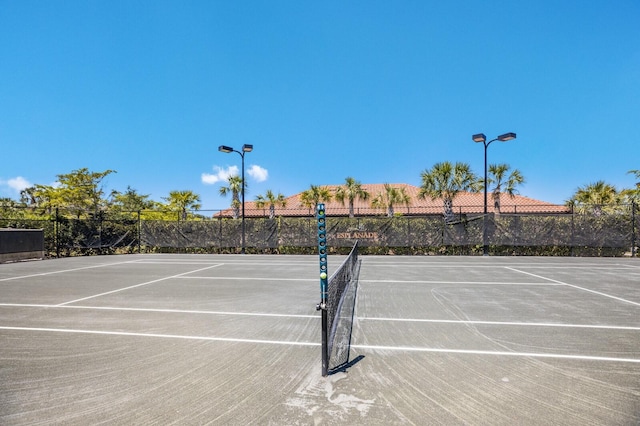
[325,241,361,372]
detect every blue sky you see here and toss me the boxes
[1,1,638,210]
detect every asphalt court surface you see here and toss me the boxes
[0,254,639,425]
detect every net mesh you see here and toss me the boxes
[326,241,361,372]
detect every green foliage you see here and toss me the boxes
[370,184,411,217]
[335,177,370,218]
[487,163,525,212]
[567,181,621,214]
[219,175,244,218]
[26,168,117,218]
[1,165,638,258]
[255,190,286,219]
[162,190,202,221]
[300,185,333,211]
[109,186,157,215]
[419,162,480,222]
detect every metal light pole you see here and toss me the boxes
[472,132,516,256]
[218,144,253,254]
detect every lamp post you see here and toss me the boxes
[218,144,253,254]
[472,132,516,256]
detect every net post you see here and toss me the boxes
[316,203,329,376]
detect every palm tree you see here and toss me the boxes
[418,161,480,223]
[255,190,286,219]
[299,185,333,213]
[622,170,640,204]
[567,180,619,215]
[219,175,244,219]
[487,163,525,213]
[334,177,370,218]
[371,184,411,217]
[163,190,202,220]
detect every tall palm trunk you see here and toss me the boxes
[232,192,240,219]
[443,198,455,223]
[493,191,501,214]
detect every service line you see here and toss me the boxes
[57,264,224,306]
[506,267,640,307]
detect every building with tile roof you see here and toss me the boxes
[216,183,569,218]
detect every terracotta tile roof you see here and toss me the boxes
[215,183,569,217]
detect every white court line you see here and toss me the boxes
[0,303,316,318]
[362,263,632,269]
[0,326,319,347]
[350,344,640,363]
[360,317,640,330]
[56,264,224,306]
[135,260,315,266]
[3,304,635,329]
[1,326,638,363]
[0,260,139,282]
[506,267,640,307]
[178,276,315,282]
[361,279,560,286]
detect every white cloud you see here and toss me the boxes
[1,176,32,193]
[201,165,239,185]
[247,165,268,182]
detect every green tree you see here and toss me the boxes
[219,175,244,219]
[19,168,115,218]
[58,168,116,217]
[255,190,287,219]
[24,184,62,214]
[163,190,202,220]
[419,162,480,223]
[487,163,525,213]
[371,183,411,217]
[567,180,620,215]
[19,187,37,206]
[0,197,27,219]
[300,185,333,212]
[109,186,157,214]
[334,177,370,218]
[621,169,640,204]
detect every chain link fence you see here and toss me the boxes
[1,204,638,257]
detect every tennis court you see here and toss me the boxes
[1,254,639,425]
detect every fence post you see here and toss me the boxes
[55,207,60,258]
[570,204,575,257]
[137,210,142,254]
[632,201,637,257]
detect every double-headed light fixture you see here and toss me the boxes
[472,132,516,256]
[218,144,253,254]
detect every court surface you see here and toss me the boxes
[1,254,638,425]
